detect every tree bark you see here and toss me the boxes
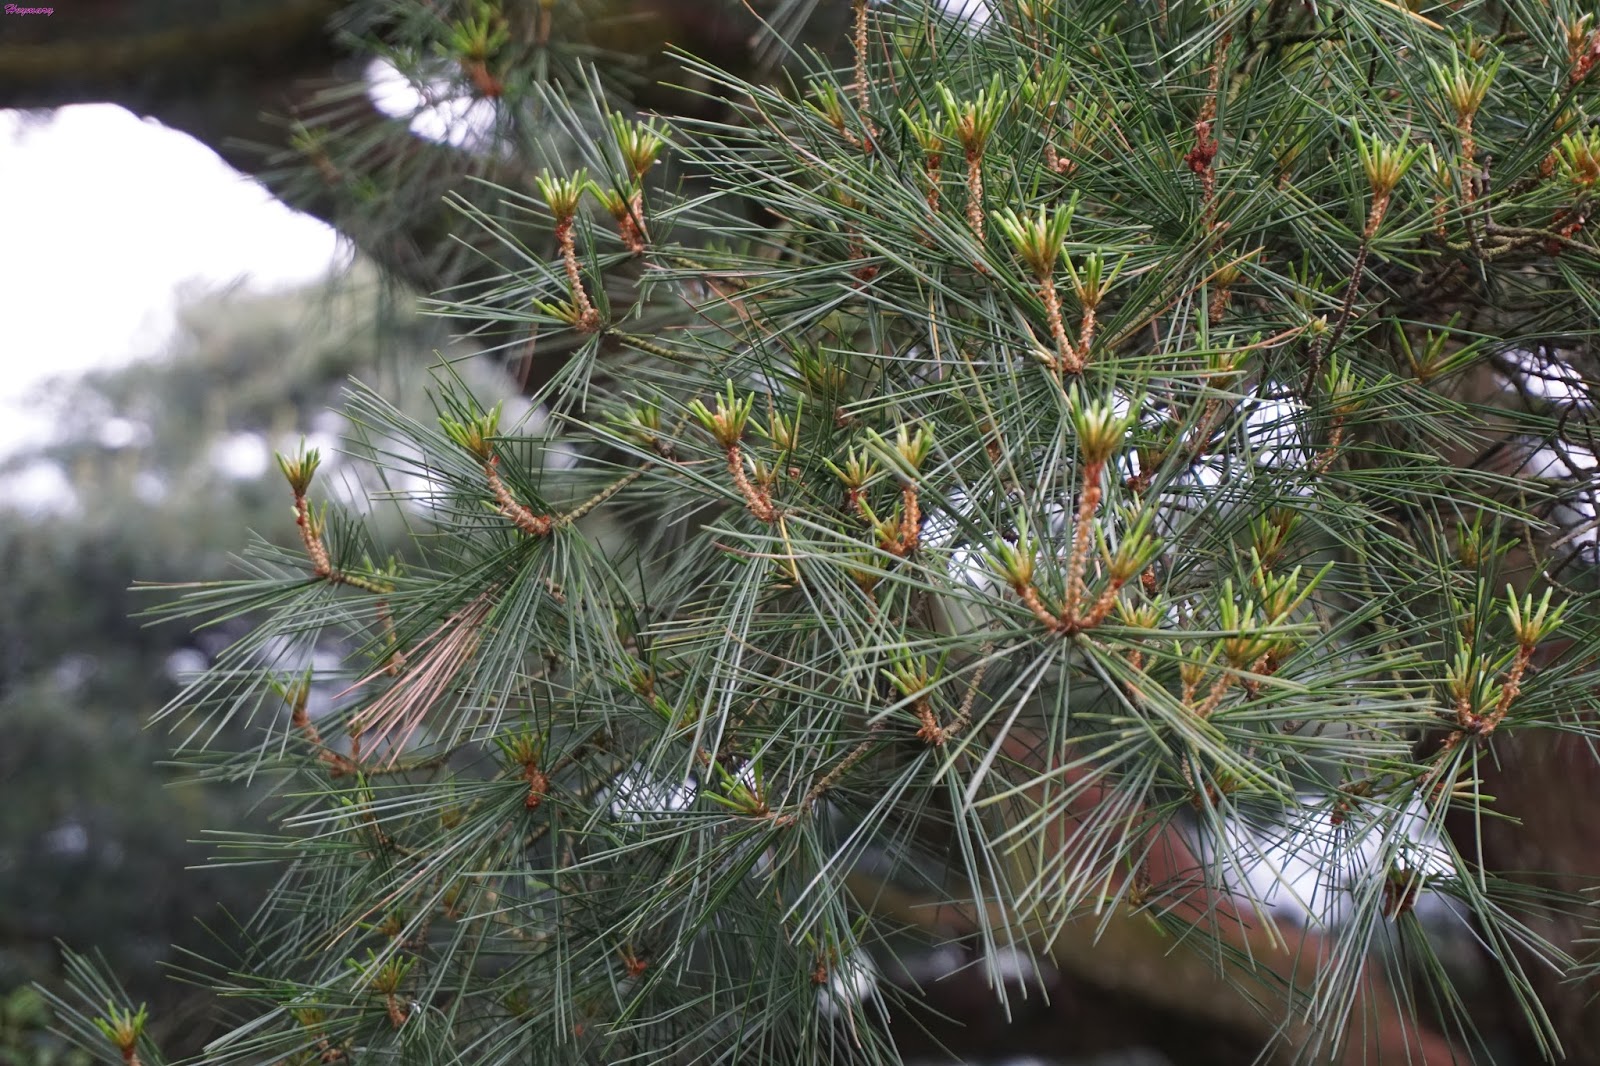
[0,0,764,392]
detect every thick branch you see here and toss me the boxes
[0,2,346,113]
[0,2,465,295]
[0,0,767,396]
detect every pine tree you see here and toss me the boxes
[41,1,1600,1062]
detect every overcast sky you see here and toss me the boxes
[0,105,346,460]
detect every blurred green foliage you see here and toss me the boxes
[0,985,89,1066]
[0,265,508,1055]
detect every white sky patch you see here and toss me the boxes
[42,821,89,859]
[367,59,500,150]
[97,416,151,451]
[209,432,273,480]
[1241,389,1306,467]
[816,948,879,1018]
[607,764,698,820]
[936,0,993,24]
[1208,793,1461,930]
[0,105,345,465]
[1505,347,1593,405]
[164,647,209,684]
[51,652,97,695]
[1526,443,1599,479]
[0,459,78,517]
[132,470,168,504]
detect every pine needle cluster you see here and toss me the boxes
[46,0,1600,1063]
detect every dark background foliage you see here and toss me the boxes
[0,274,515,1059]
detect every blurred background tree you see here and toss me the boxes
[0,267,519,1059]
[2,0,817,1056]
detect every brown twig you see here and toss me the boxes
[964,145,985,241]
[727,446,778,522]
[850,0,877,149]
[1062,460,1105,626]
[800,723,885,812]
[555,215,601,332]
[1184,32,1230,245]
[482,455,554,536]
[294,492,333,577]
[1020,582,1066,630]
[1080,578,1127,629]
[287,682,359,777]
[1192,671,1236,720]
[523,764,549,809]
[913,697,944,745]
[1318,191,1390,373]
[1040,272,1083,374]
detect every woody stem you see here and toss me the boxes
[851,0,876,145]
[1063,460,1104,625]
[1014,581,1063,630]
[556,216,600,331]
[294,493,332,577]
[965,147,985,240]
[484,456,554,536]
[1040,274,1081,374]
[727,446,777,522]
[1193,671,1235,719]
